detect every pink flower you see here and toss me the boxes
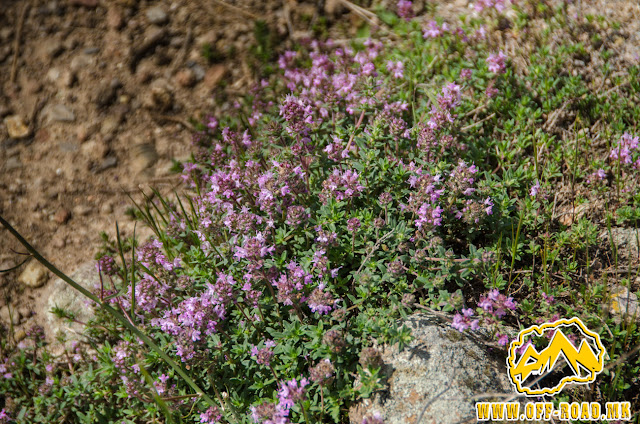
[497,334,509,346]
[530,180,540,197]
[423,20,442,38]
[397,0,414,20]
[200,406,222,423]
[486,51,507,74]
[386,60,404,79]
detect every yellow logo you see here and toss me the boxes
[507,317,606,396]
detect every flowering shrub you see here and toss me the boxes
[3,0,640,422]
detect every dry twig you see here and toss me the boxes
[211,0,258,20]
[10,1,31,84]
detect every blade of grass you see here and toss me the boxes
[131,223,137,322]
[115,222,129,295]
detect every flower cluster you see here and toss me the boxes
[609,132,640,165]
[150,274,234,361]
[309,359,335,386]
[451,308,480,332]
[250,378,309,424]
[477,289,518,318]
[200,406,222,424]
[474,0,507,12]
[319,168,366,204]
[486,51,507,74]
[96,255,118,276]
[251,340,276,367]
[396,0,413,20]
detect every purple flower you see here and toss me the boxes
[542,292,556,305]
[483,197,494,215]
[200,406,222,423]
[478,297,493,312]
[386,60,404,79]
[452,308,480,332]
[497,334,509,346]
[251,340,277,366]
[251,401,289,424]
[96,255,118,276]
[486,51,507,74]
[423,20,443,38]
[310,359,335,386]
[397,0,413,20]
[319,168,365,204]
[587,168,607,184]
[347,217,361,232]
[530,180,541,197]
[207,116,219,132]
[308,283,337,315]
[610,132,639,164]
[277,377,309,412]
[362,412,385,424]
[280,95,314,136]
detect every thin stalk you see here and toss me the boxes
[507,208,525,291]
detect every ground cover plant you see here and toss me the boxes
[1,0,640,423]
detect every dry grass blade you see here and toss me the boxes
[338,0,380,26]
[211,0,258,20]
[10,1,31,84]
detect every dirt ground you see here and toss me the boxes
[1,0,640,345]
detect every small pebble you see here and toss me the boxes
[146,6,168,25]
[73,204,92,216]
[18,261,48,288]
[53,208,71,224]
[4,115,30,139]
[175,68,196,87]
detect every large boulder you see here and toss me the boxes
[350,313,521,424]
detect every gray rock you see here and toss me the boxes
[604,227,640,263]
[18,261,49,288]
[46,67,75,89]
[69,53,96,72]
[83,47,100,55]
[95,155,118,173]
[4,156,22,171]
[189,63,206,82]
[349,313,519,424]
[606,285,639,324]
[43,103,76,123]
[131,142,158,172]
[46,261,101,343]
[146,6,168,25]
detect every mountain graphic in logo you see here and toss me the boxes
[507,317,606,396]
